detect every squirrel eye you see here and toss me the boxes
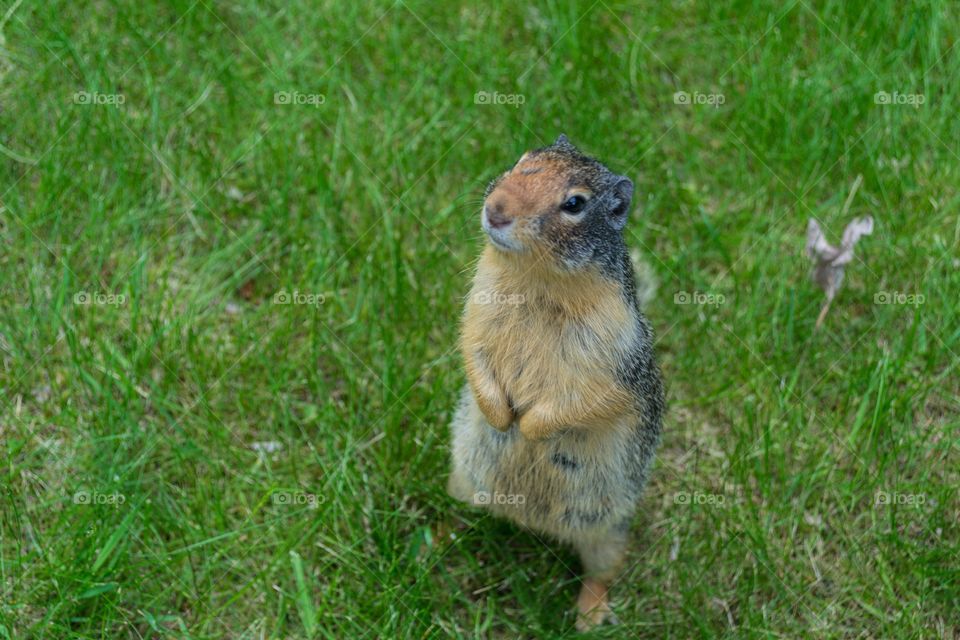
[560,195,587,214]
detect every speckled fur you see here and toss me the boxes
[448,135,664,629]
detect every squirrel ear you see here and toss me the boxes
[554,133,572,147]
[607,177,634,231]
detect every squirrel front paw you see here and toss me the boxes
[477,396,514,431]
[518,410,558,441]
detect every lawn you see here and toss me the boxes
[1,0,958,637]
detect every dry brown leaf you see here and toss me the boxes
[805,216,874,327]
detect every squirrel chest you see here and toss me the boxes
[462,254,638,422]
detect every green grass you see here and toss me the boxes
[1,0,958,637]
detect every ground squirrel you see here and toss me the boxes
[448,135,664,631]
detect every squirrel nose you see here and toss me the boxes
[485,203,512,229]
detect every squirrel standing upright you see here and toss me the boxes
[448,134,664,631]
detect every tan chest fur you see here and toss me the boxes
[462,247,637,425]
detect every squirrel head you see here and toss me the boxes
[481,134,634,271]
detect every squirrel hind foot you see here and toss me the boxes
[575,578,618,631]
